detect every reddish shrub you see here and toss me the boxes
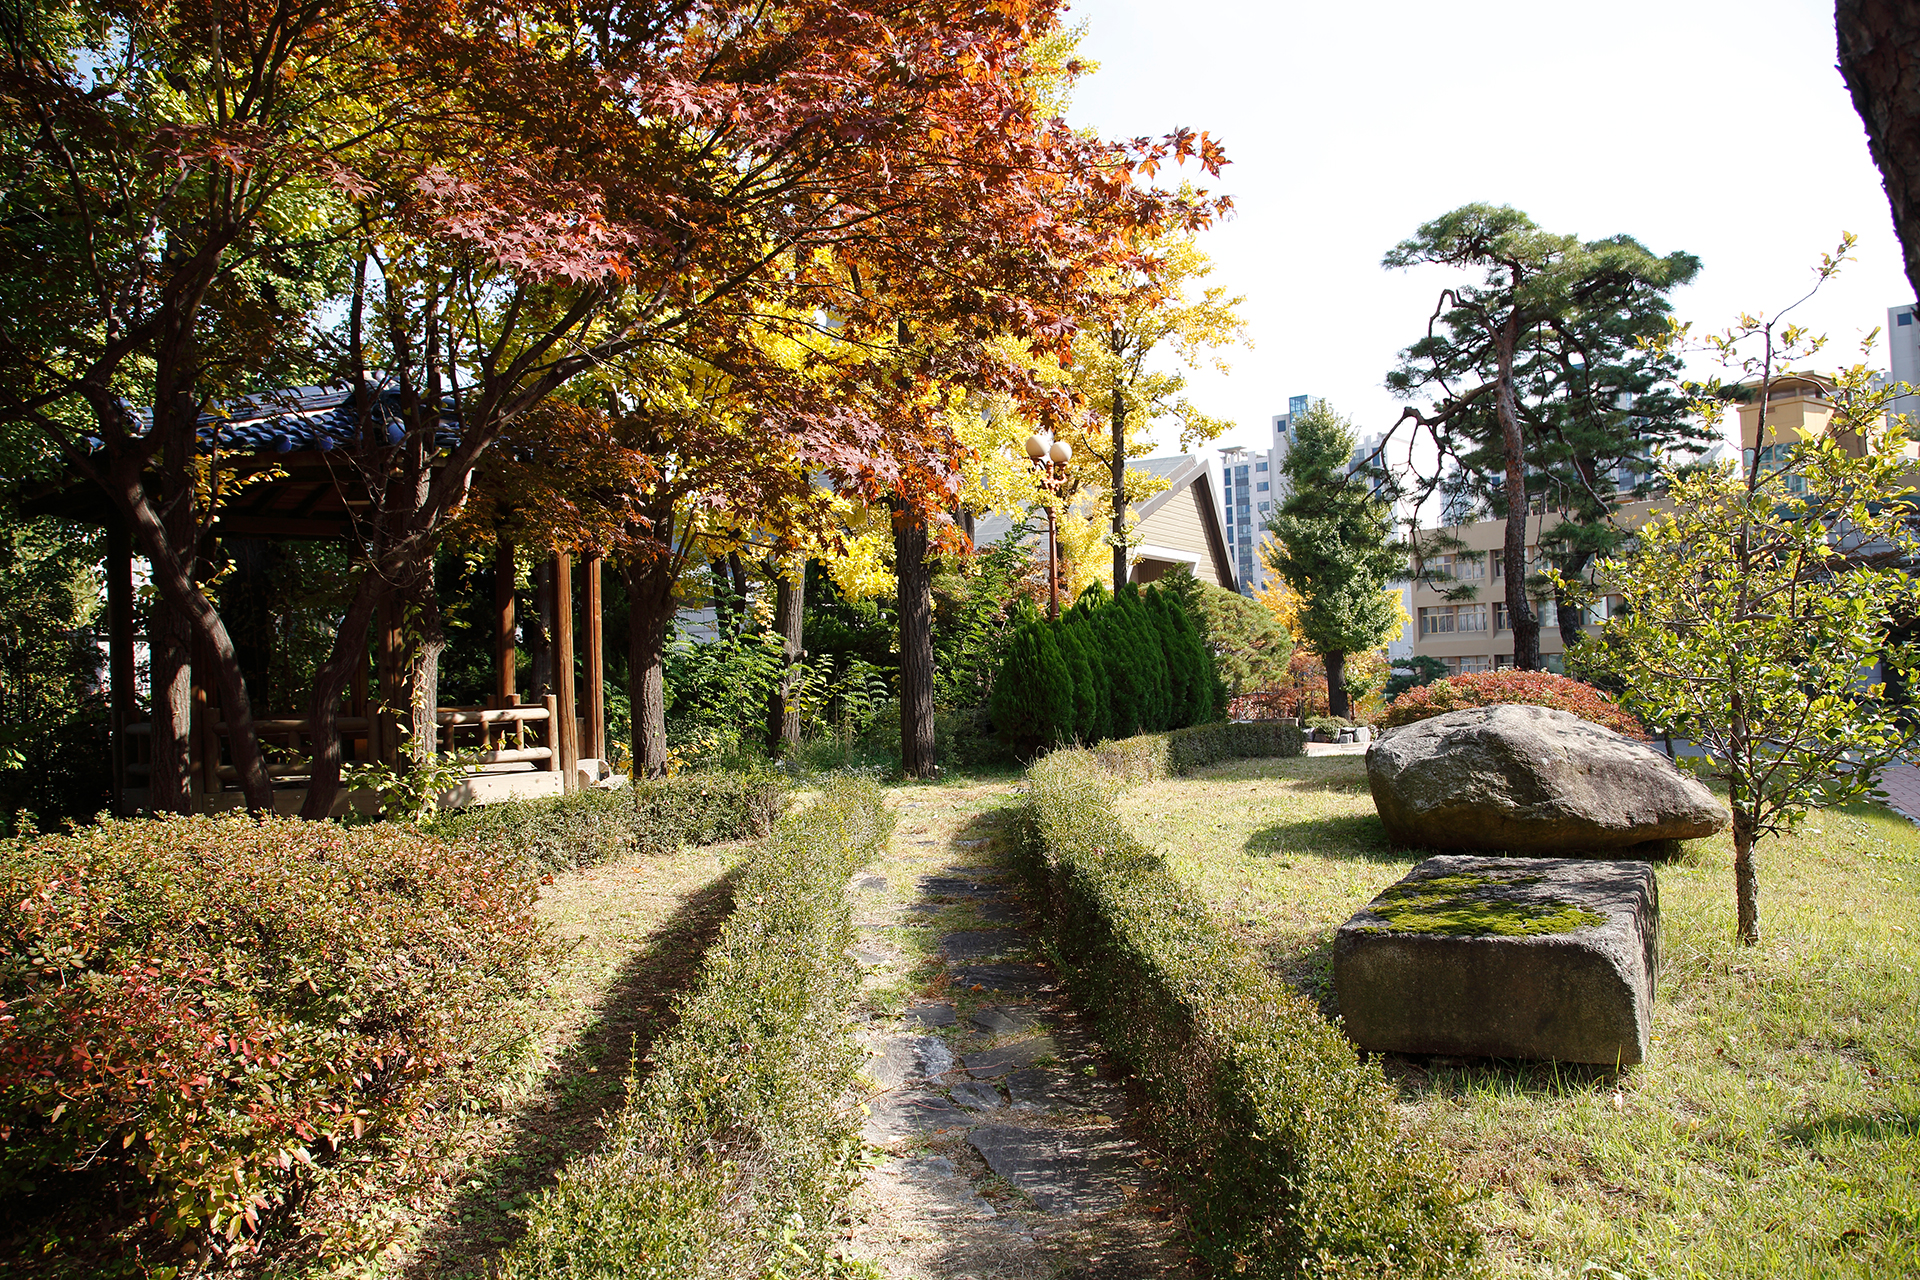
[1381,669,1648,740]
[0,815,547,1258]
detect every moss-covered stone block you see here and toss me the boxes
[1333,855,1658,1065]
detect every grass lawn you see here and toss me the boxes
[398,841,742,1277]
[1112,754,1920,1279]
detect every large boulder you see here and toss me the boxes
[1366,705,1726,854]
[1333,854,1658,1064]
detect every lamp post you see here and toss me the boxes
[1024,432,1073,619]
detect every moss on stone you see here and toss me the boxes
[1364,871,1605,938]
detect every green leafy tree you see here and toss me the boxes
[1383,205,1701,668]
[1157,565,1291,702]
[1578,316,1919,946]
[1264,401,1405,719]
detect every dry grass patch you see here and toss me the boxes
[1114,754,1920,1278]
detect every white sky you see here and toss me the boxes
[1061,0,1913,465]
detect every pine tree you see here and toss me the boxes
[1121,584,1172,730]
[989,612,1074,754]
[1031,624,1076,748]
[1054,619,1105,744]
[1143,590,1190,727]
[1264,401,1405,720]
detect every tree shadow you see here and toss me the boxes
[402,867,739,1279]
[1243,812,1401,863]
[1377,1051,1624,1102]
[1781,1110,1920,1146]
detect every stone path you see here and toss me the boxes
[839,787,1191,1279]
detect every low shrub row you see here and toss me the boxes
[1087,719,1305,785]
[0,815,549,1268]
[500,773,893,1279]
[432,767,790,872]
[1382,668,1647,739]
[1015,748,1479,1277]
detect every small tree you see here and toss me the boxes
[1264,401,1405,719]
[1580,309,1919,945]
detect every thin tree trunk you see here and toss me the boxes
[1838,0,1920,302]
[299,573,381,818]
[1494,324,1542,670]
[623,536,679,779]
[1111,384,1128,591]
[766,564,805,757]
[148,597,193,813]
[1732,809,1760,945]
[895,508,936,777]
[407,562,446,771]
[1324,648,1351,720]
[1553,549,1596,654]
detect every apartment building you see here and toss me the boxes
[1218,394,1310,594]
[1406,370,1885,674]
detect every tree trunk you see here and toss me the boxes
[1494,324,1542,670]
[895,508,937,777]
[148,597,194,814]
[766,564,805,757]
[1732,809,1760,945]
[622,538,679,779]
[1111,383,1129,591]
[727,551,750,635]
[1323,649,1351,720]
[1838,0,1920,302]
[1553,549,1597,653]
[299,576,381,818]
[407,563,446,771]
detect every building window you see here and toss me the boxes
[1493,653,1517,669]
[1418,607,1453,637]
[1456,604,1487,633]
[1458,655,1492,675]
[1256,481,1269,492]
[1420,604,1487,636]
[1255,461,1268,471]
[1493,603,1508,632]
[1901,312,1914,326]
[1427,552,1485,581]
[1257,501,1269,513]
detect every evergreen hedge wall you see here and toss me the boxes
[989,581,1224,755]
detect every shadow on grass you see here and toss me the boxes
[404,867,739,1280]
[1378,1052,1624,1101]
[1783,1110,1920,1145]
[1243,812,1399,863]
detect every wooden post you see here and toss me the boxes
[494,537,517,709]
[584,553,605,762]
[542,694,560,773]
[551,551,578,791]
[107,520,135,814]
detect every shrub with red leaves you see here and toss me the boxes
[0,815,546,1255]
[1381,669,1648,740]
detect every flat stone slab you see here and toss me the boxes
[1004,1067,1125,1116]
[949,1078,1004,1110]
[972,900,1024,926]
[863,1092,971,1142]
[963,1035,1063,1078]
[1333,855,1659,1065]
[949,963,1054,997]
[890,1156,998,1218]
[1367,705,1727,854]
[903,1002,957,1027]
[866,1033,956,1089]
[853,873,888,891]
[917,874,1007,900]
[968,1124,1142,1214]
[971,1004,1044,1035]
[941,929,1027,961]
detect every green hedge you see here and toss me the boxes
[1016,748,1479,1277]
[431,768,790,872]
[1088,719,1305,784]
[500,774,893,1279]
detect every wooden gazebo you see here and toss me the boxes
[26,383,613,815]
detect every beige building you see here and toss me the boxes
[972,453,1238,590]
[1405,373,1898,673]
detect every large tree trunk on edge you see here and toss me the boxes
[1323,649,1351,720]
[766,565,805,757]
[623,538,679,779]
[895,509,937,777]
[1839,0,1920,303]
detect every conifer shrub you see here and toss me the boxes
[1056,622,1108,744]
[500,774,892,1280]
[1016,749,1478,1277]
[1381,669,1648,740]
[0,815,548,1262]
[433,768,789,871]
